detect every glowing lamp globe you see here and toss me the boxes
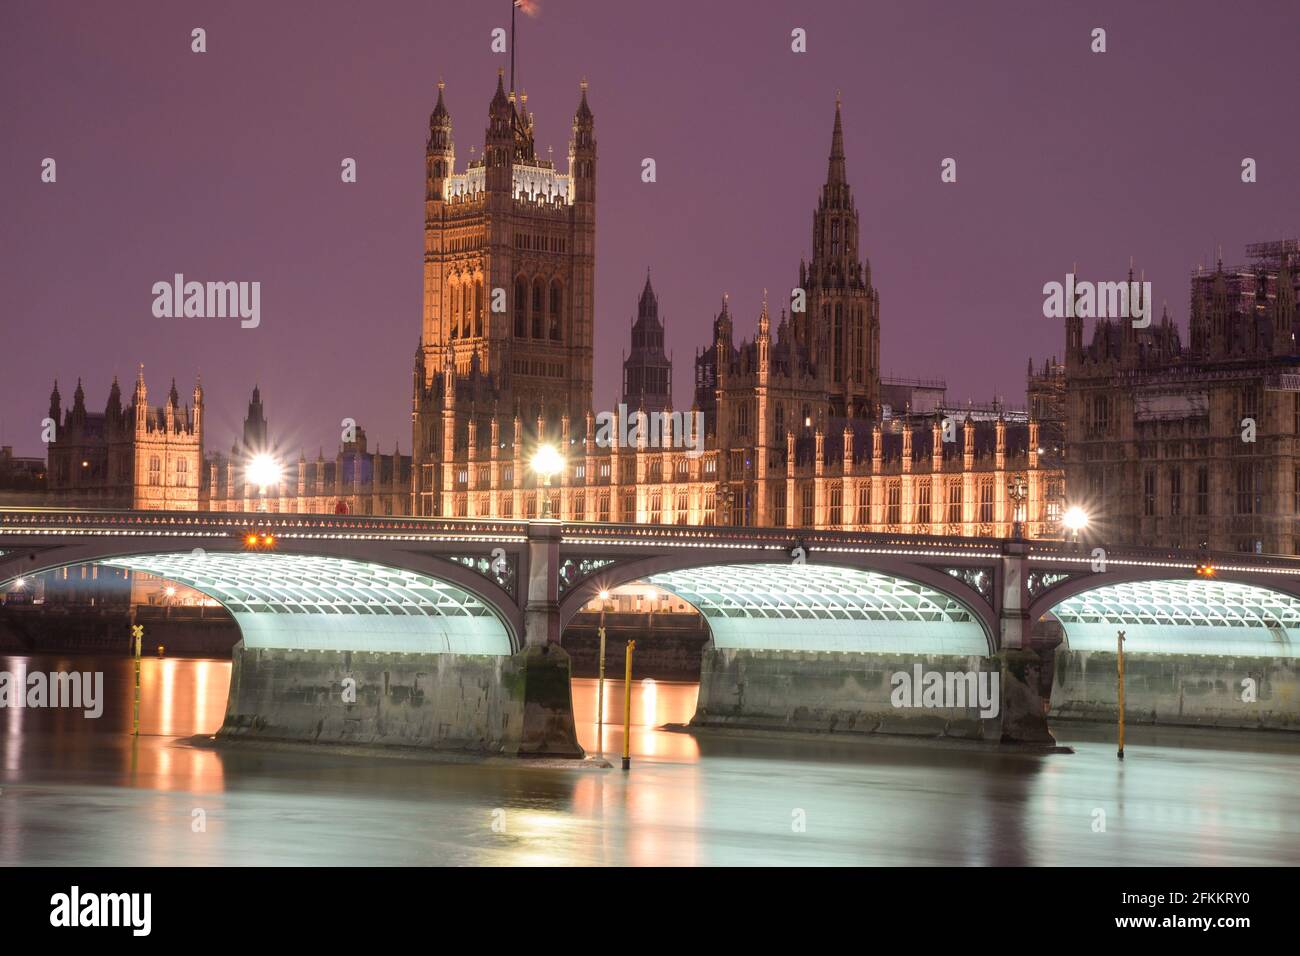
[246,454,282,489]
[531,444,564,480]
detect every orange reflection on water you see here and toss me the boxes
[127,656,229,738]
[0,654,231,794]
[571,677,700,762]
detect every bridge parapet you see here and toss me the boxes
[0,508,530,544]
[560,520,1006,558]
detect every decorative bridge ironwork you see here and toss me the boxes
[6,508,1300,657]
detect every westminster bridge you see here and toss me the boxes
[2,508,1297,754]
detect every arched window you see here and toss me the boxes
[474,281,483,337]
[549,280,562,340]
[448,284,458,339]
[833,303,844,383]
[461,279,471,338]
[514,278,527,337]
[531,279,544,338]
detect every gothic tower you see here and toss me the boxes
[241,385,269,455]
[412,72,596,516]
[621,271,673,413]
[797,97,881,420]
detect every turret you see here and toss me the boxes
[485,69,514,194]
[71,378,86,426]
[569,79,596,204]
[442,344,456,401]
[426,80,454,201]
[166,378,179,432]
[192,377,203,435]
[106,377,122,427]
[133,366,148,430]
[514,90,536,163]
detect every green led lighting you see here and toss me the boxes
[100,552,511,654]
[1051,579,1300,658]
[646,563,989,655]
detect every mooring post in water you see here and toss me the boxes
[1117,629,1126,760]
[622,639,635,771]
[597,591,609,757]
[131,621,143,736]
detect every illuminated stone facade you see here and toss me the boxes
[410,77,1064,536]
[201,388,410,516]
[45,368,202,510]
[1047,241,1300,554]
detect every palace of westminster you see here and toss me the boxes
[37,72,1300,555]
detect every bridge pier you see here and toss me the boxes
[219,642,584,758]
[996,545,1060,746]
[515,521,583,757]
[210,521,584,759]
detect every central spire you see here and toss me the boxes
[827,94,846,186]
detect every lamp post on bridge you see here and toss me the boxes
[1007,472,1028,540]
[715,483,730,526]
[530,443,564,520]
[1063,505,1089,547]
[245,454,282,514]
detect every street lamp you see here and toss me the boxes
[1007,473,1028,539]
[1063,505,1089,544]
[530,443,564,519]
[245,453,282,512]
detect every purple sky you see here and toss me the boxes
[2,0,1297,458]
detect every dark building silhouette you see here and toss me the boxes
[622,272,672,413]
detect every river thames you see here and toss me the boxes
[1,654,1297,866]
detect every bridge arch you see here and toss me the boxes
[559,552,997,656]
[1,541,522,654]
[1037,574,1300,658]
[1028,565,1300,626]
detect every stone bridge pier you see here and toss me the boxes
[995,543,1060,746]
[220,518,585,759]
[514,521,583,756]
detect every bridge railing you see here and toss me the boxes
[7,508,1300,577]
[1024,539,1300,577]
[0,508,530,541]
[559,520,1007,556]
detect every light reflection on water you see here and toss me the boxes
[572,676,700,762]
[0,656,698,761]
[1,654,1298,866]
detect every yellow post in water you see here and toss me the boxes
[596,618,607,757]
[621,639,636,770]
[131,622,144,736]
[1116,629,1126,760]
